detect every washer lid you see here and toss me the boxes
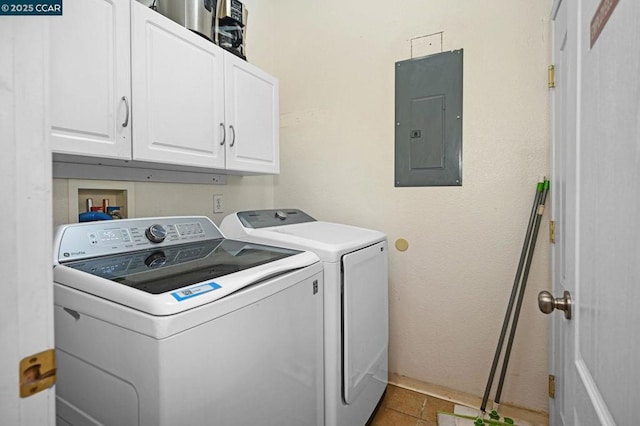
[227,220,386,262]
[54,239,319,315]
[60,239,302,294]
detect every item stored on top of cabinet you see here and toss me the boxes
[215,0,247,59]
[156,0,216,41]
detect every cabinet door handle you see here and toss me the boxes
[220,123,226,145]
[229,125,236,147]
[121,96,130,128]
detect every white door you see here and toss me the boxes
[50,0,132,160]
[0,20,55,426]
[549,0,640,424]
[224,53,280,174]
[549,1,575,424]
[131,1,226,169]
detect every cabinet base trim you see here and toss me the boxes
[53,157,227,185]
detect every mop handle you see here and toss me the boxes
[480,179,545,413]
[494,180,550,405]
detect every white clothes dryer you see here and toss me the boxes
[53,216,324,426]
[221,209,389,426]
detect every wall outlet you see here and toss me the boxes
[213,194,224,213]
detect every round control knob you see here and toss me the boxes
[144,251,167,268]
[275,210,288,220]
[145,224,167,243]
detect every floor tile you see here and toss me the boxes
[373,384,547,425]
[382,385,427,418]
[370,407,421,426]
[422,395,455,421]
[371,384,460,425]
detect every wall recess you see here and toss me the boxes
[67,180,135,223]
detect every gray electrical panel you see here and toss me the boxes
[395,50,463,187]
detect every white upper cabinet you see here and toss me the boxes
[131,2,226,169]
[50,0,132,160]
[224,53,279,174]
[50,0,279,175]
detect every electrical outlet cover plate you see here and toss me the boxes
[213,194,224,213]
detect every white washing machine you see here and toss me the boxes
[53,216,324,426]
[221,209,389,426]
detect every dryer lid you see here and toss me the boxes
[222,211,386,262]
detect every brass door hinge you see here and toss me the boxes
[550,220,556,244]
[549,374,556,398]
[548,65,556,88]
[20,349,57,398]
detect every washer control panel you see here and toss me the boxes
[55,217,221,262]
[237,209,316,229]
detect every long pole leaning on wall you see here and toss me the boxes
[480,178,550,416]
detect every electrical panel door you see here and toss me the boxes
[395,50,463,186]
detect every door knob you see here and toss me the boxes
[538,290,572,319]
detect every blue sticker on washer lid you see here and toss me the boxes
[171,282,221,301]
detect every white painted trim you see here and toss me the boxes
[574,359,615,426]
[0,18,55,426]
[53,161,227,185]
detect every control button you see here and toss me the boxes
[145,224,167,243]
[88,232,99,246]
[275,210,288,220]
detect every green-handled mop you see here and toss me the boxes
[482,178,549,423]
[439,178,550,425]
[488,179,550,414]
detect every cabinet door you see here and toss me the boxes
[131,2,225,169]
[224,53,280,174]
[50,0,131,160]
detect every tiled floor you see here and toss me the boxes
[369,384,455,426]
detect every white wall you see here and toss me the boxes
[272,0,552,412]
[52,175,274,227]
